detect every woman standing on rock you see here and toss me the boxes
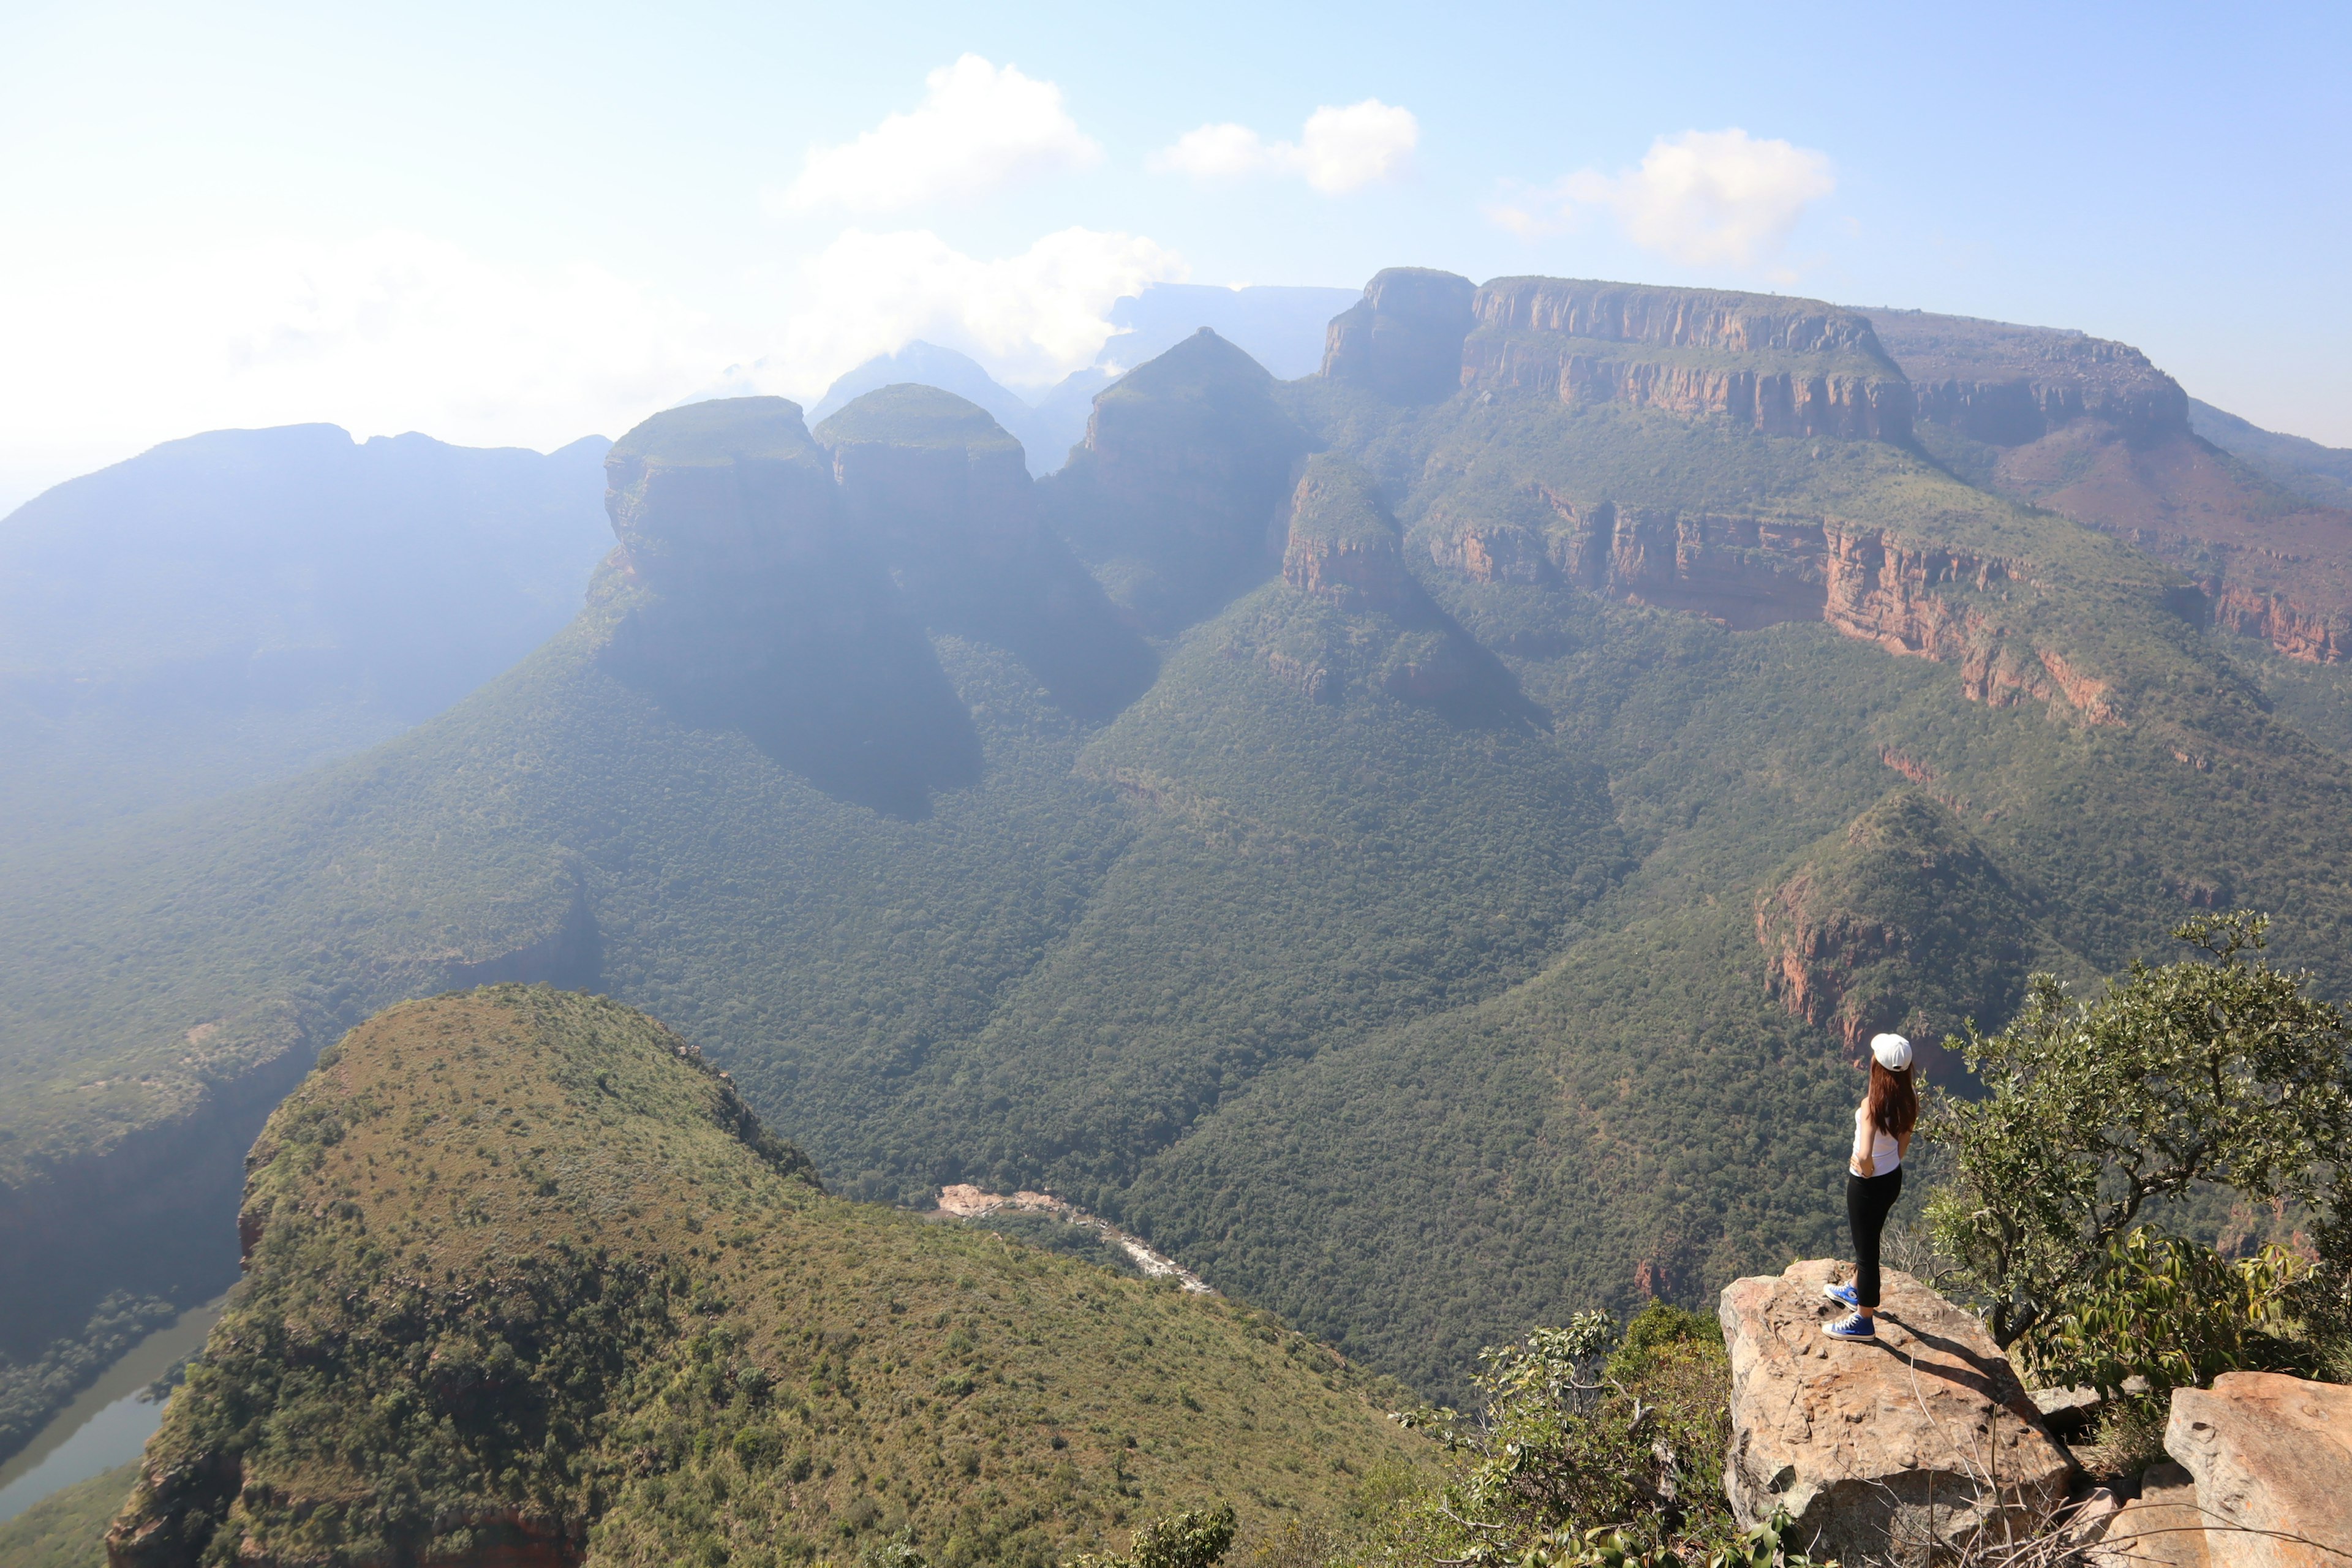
[1825,1033,1917,1340]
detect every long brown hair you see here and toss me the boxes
[1866,1058,1918,1140]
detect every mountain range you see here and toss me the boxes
[7,265,2352,1477]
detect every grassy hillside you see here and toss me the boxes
[0,1461,134,1568]
[105,988,1426,1568]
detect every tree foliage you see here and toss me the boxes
[1925,911,2352,1377]
[1381,1304,1740,1561]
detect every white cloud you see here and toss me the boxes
[775,226,1187,393]
[1494,129,1834,267]
[1154,99,1417,194]
[0,230,731,493]
[781,55,1101,214]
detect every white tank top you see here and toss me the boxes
[1853,1102,1901,1176]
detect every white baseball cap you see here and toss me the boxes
[1871,1033,1914,1071]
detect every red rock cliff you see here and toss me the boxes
[1461,278,1914,440]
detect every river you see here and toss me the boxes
[0,1294,230,1523]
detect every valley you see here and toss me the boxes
[6,266,2352,1561]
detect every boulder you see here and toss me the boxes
[1719,1259,2073,1566]
[2095,1463,2211,1568]
[2165,1371,2352,1568]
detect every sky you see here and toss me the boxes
[4,0,2348,511]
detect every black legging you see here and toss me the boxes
[1846,1167,1904,1308]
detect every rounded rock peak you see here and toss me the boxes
[814,383,1022,456]
[608,396,825,473]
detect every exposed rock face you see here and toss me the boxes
[1719,1259,2072,1566]
[1042,330,1310,633]
[2211,586,2348,663]
[1873,310,2352,665]
[1871,310,2189,446]
[1462,278,1913,440]
[597,396,982,818]
[1417,489,2120,723]
[2164,1371,2352,1568]
[1319,268,1476,402]
[1280,456,1416,614]
[817,385,1155,718]
[1752,791,2040,1071]
[2095,1463,2211,1568]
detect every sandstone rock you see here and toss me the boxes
[1319,268,1474,402]
[816,384,1154,718]
[2165,1371,2352,1568]
[1463,278,1914,440]
[2095,1464,2213,1568]
[1042,329,1308,633]
[1720,1259,2073,1566]
[1281,456,1415,614]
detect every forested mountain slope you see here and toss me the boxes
[103,987,1419,1568]
[0,424,612,845]
[9,272,2352,1423]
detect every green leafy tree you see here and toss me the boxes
[1070,1504,1238,1568]
[1382,1305,1741,1562]
[1925,911,2352,1374]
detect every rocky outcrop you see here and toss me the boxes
[1720,1259,2073,1566]
[1418,486,2121,723]
[1823,529,2122,723]
[2211,585,2349,664]
[1281,456,1416,614]
[1752,792,2043,1073]
[2095,1463,2210,1568]
[817,385,1155,718]
[1870,310,2190,447]
[2163,1372,2352,1568]
[1041,330,1310,633]
[1872,309,2352,665]
[1462,278,1914,440]
[598,396,982,818]
[1319,268,1476,402]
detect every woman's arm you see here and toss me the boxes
[1852,1107,1875,1178]
[1896,1128,1912,1161]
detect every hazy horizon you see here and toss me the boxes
[6,0,2348,513]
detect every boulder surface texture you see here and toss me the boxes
[1719,1259,2073,1566]
[2165,1371,2352,1568]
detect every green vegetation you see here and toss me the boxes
[113,987,1428,1567]
[0,1460,137,1568]
[1924,912,2352,1387]
[817,385,1025,454]
[1363,1303,1824,1568]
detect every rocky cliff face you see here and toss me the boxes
[1041,330,1310,633]
[1415,486,2117,723]
[1318,268,1477,402]
[1463,278,1914,440]
[1280,456,1417,614]
[1751,791,2049,1070]
[817,385,1155,718]
[1874,310,2352,665]
[1871,309,2190,445]
[598,396,983,817]
[1321,271,1915,439]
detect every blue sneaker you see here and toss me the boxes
[1822,1281,1860,1310]
[1823,1311,1875,1340]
